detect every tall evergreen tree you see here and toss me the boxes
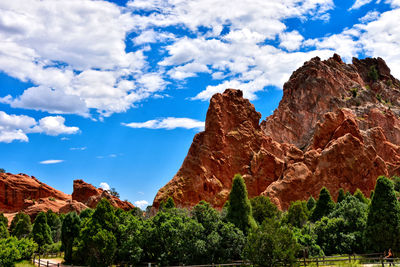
[337,188,346,203]
[46,210,61,243]
[226,174,256,234]
[10,213,32,239]
[354,188,369,204]
[80,198,118,267]
[307,196,316,211]
[364,176,400,252]
[32,212,52,252]
[61,212,81,263]
[311,187,335,222]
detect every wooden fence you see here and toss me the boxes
[31,252,400,266]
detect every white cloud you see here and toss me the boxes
[304,8,400,78]
[0,0,164,118]
[349,0,373,10]
[359,11,380,23]
[279,31,304,51]
[40,159,64,164]
[100,182,110,191]
[134,200,149,209]
[122,117,205,130]
[32,116,79,136]
[0,130,28,143]
[70,147,87,151]
[0,111,79,143]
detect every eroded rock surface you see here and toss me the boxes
[154,54,400,210]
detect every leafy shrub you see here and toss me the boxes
[0,168,5,173]
[0,237,37,267]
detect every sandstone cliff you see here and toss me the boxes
[153,54,400,210]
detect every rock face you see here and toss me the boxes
[0,173,69,213]
[154,54,400,210]
[72,179,134,211]
[0,173,134,220]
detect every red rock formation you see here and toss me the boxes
[153,54,400,210]
[72,179,134,211]
[0,174,134,220]
[0,173,69,213]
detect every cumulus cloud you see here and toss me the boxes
[40,160,64,164]
[0,111,79,143]
[100,182,111,191]
[134,200,149,209]
[304,8,400,78]
[123,117,205,130]
[0,0,164,117]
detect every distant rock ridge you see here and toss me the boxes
[153,54,400,210]
[0,173,134,221]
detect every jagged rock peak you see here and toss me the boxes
[153,54,400,211]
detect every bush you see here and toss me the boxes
[0,168,5,173]
[0,237,37,267]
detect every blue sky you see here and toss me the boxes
[0,0,400,209]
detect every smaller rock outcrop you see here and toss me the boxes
[72,179,134,210]
[0,173,134,222]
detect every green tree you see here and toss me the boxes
[329,195,368,253]
[0,168,5,173]
[226,174,256,234]
[31,212,52,252]
[108,187,120,198]
[10,213,32,239]
[0,213,8,227]
[191,201,245,263]
[46,210,61,243]
[61,212,81,263]
[311,187,335,222]
[80,198,118,267]
[250,196,280,225]
[244,218,299,266]
[364,176,400,252]
[314,217,353,255]
[353,188,369,205]
[307,196,316,211]
[392,176,400,192]
[160,197,176,211]
[287,200,309,228]
[116,212,143,265]
[0,223,9,239]
[337,188,346,203]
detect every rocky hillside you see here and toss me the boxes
[153,54,400,210]
[0,173,134,221]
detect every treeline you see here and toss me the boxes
[2,175,400,266]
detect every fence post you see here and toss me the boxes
[382,256,385,267]
[47,261,49,267]
[58,264,59,267]
[316,258,319,267]
[148,263,151,267]
[349,254,351,263]
[303,256,306,266]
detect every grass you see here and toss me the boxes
[15,260,35,267]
